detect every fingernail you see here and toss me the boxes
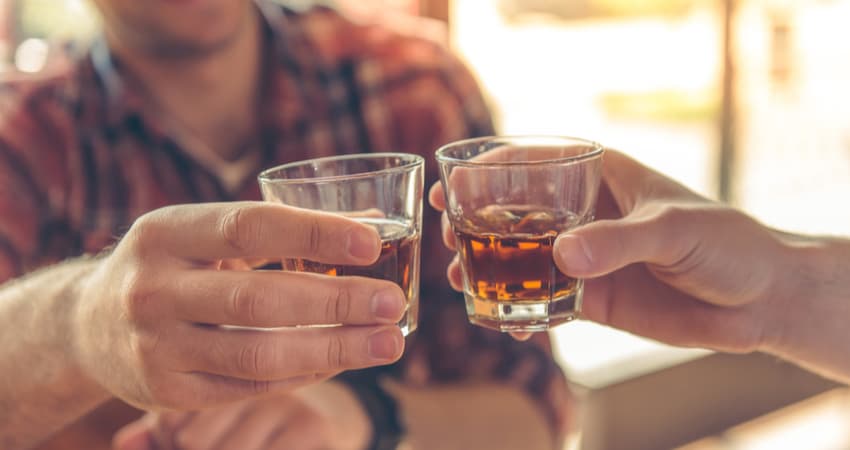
[556,234,592,272]
[511,332,534,341]
[368,328,402,361]
[347,227,379,261]
[371,289,406,323]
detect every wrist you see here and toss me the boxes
[65,257,112,403]
[0,258,110,448]
[760,232,837,356]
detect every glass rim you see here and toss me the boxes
[258,152,424,185]
[435,135,604,167]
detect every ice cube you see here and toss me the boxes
[513,210,556,234]
[474,205,520,233]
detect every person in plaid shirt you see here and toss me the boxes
[0,1,571,449]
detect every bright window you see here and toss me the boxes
[451,0,850,380]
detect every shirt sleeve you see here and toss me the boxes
[0,142,34,282]
[350,36,573,445]
[0,81,79,285]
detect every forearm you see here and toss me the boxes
[764,234,850,383]
[386,381,557,450]
[0,258,110,449]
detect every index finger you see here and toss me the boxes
[431,144,574,213]
[133,202,381,264]
[428,182,446,211]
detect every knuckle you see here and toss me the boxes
[227,280,267,324]
[324,286,352,323]
[123,271,159,323]
[646,204,705,266]
[238,341,272,378]
[221,206,261,254]
[656,204,690,228]
[249,379,272,395]
[305,216,323,257]
[325,335,346,370]
[637,203,688,238]
[125,211,168,255]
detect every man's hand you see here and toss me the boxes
[431,150,793,353]
[113,381,371,450]
[72,202,406,411]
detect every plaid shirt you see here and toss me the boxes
[0,2,570,442]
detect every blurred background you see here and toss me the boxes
[3,0,849,448]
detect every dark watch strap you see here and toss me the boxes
[336,371,405,450]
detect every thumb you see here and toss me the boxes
[554,214,692,278]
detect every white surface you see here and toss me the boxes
[552,320,710,389]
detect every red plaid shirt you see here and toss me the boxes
[0,2,570,442]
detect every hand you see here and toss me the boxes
[430,150,790,352]
[113,381,371,450]
[71,202,406,411]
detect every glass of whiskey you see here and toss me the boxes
[258,153,424,336]
[436,136,603,332]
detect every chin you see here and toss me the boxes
[146,5,251,58]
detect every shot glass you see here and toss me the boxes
[436,136,603,332]
[258,153,424,336]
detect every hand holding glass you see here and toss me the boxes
[259,154,424,336]
[436,136,603,332]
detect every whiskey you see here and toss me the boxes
[454,205,585,331]
[456,232,577,302]
[284,218,420,335]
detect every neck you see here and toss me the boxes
[107,9,263,160]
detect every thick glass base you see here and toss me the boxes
[399,316,417,337]
[464,284,582,332]
[399,301,418,337]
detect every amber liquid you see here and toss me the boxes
[454,205,584,331]
[457,232,577,302]
[283,218,420,335]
